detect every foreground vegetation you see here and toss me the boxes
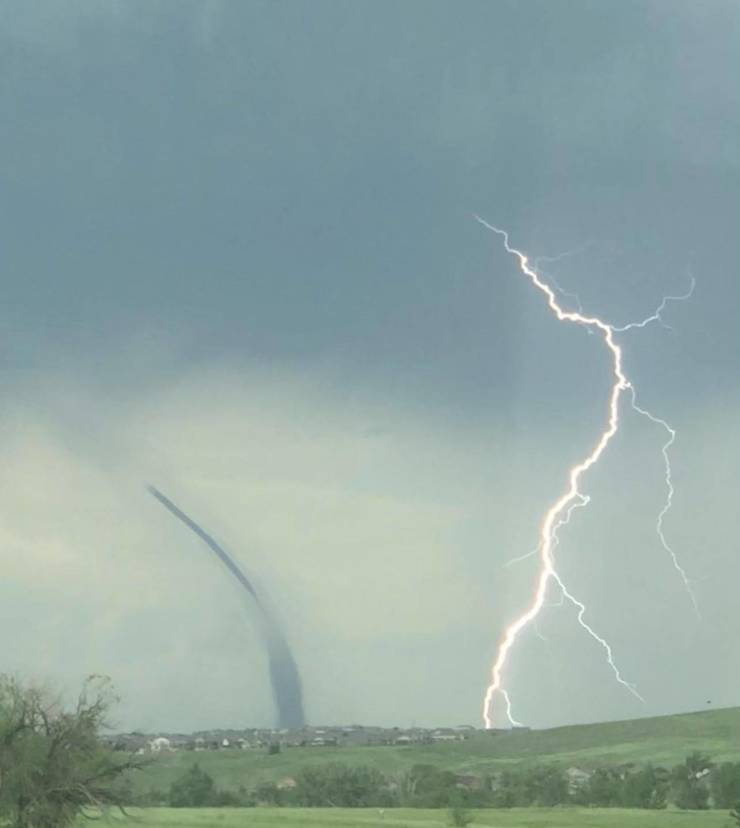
[127,705,740,794]
[5,674,740,828]
[0,676,143,828]
[89,806,733,827]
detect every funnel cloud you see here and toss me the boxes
[148,485,305,729]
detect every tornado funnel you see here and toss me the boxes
[148,485,305,729]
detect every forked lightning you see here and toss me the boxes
[475,217,695,729]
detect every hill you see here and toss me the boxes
[128,706,740,795]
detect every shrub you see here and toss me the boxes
[448,801,473,826]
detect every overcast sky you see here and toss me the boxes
[1,0,738,732]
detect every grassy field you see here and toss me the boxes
[129,706,740,794]
[95,807,734,827]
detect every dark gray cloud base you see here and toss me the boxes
[148,485,305,729]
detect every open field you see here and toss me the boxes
[94,807,733,827]
[129,706,740,793]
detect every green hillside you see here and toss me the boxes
[129,706,740,794]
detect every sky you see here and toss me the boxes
[0,0,738,732]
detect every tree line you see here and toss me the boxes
[149,753,740,813]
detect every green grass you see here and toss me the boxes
[94,807,734,827]
[129,706,740,794]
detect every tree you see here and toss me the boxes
[168,763,217,807]
[730,800,740,826]
[671,752,712,810]
[398,764,461,807]
[0,674,144,828]
[491,767,534,807]
[293,764,392,807]
[576,767,622,807]
[620,765,668,809]
[529,766,568,806]
[712,762,740,808]
[448,795,473,827]
[255,781,284,805]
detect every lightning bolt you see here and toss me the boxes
[533,243,595,316]
[628,387,700,618]
[613,275,695,333]
[475,217,695,729]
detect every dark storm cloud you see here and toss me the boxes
[148,485,305,729]
[2,1,736,416]
[0,0,738,731]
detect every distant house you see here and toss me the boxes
[149,737,172,753]
[277,777,297,790]
[455,774,483,791]
[432,729,459,742]
[566,767,591,793]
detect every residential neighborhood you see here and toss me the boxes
[105,722,530,755]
